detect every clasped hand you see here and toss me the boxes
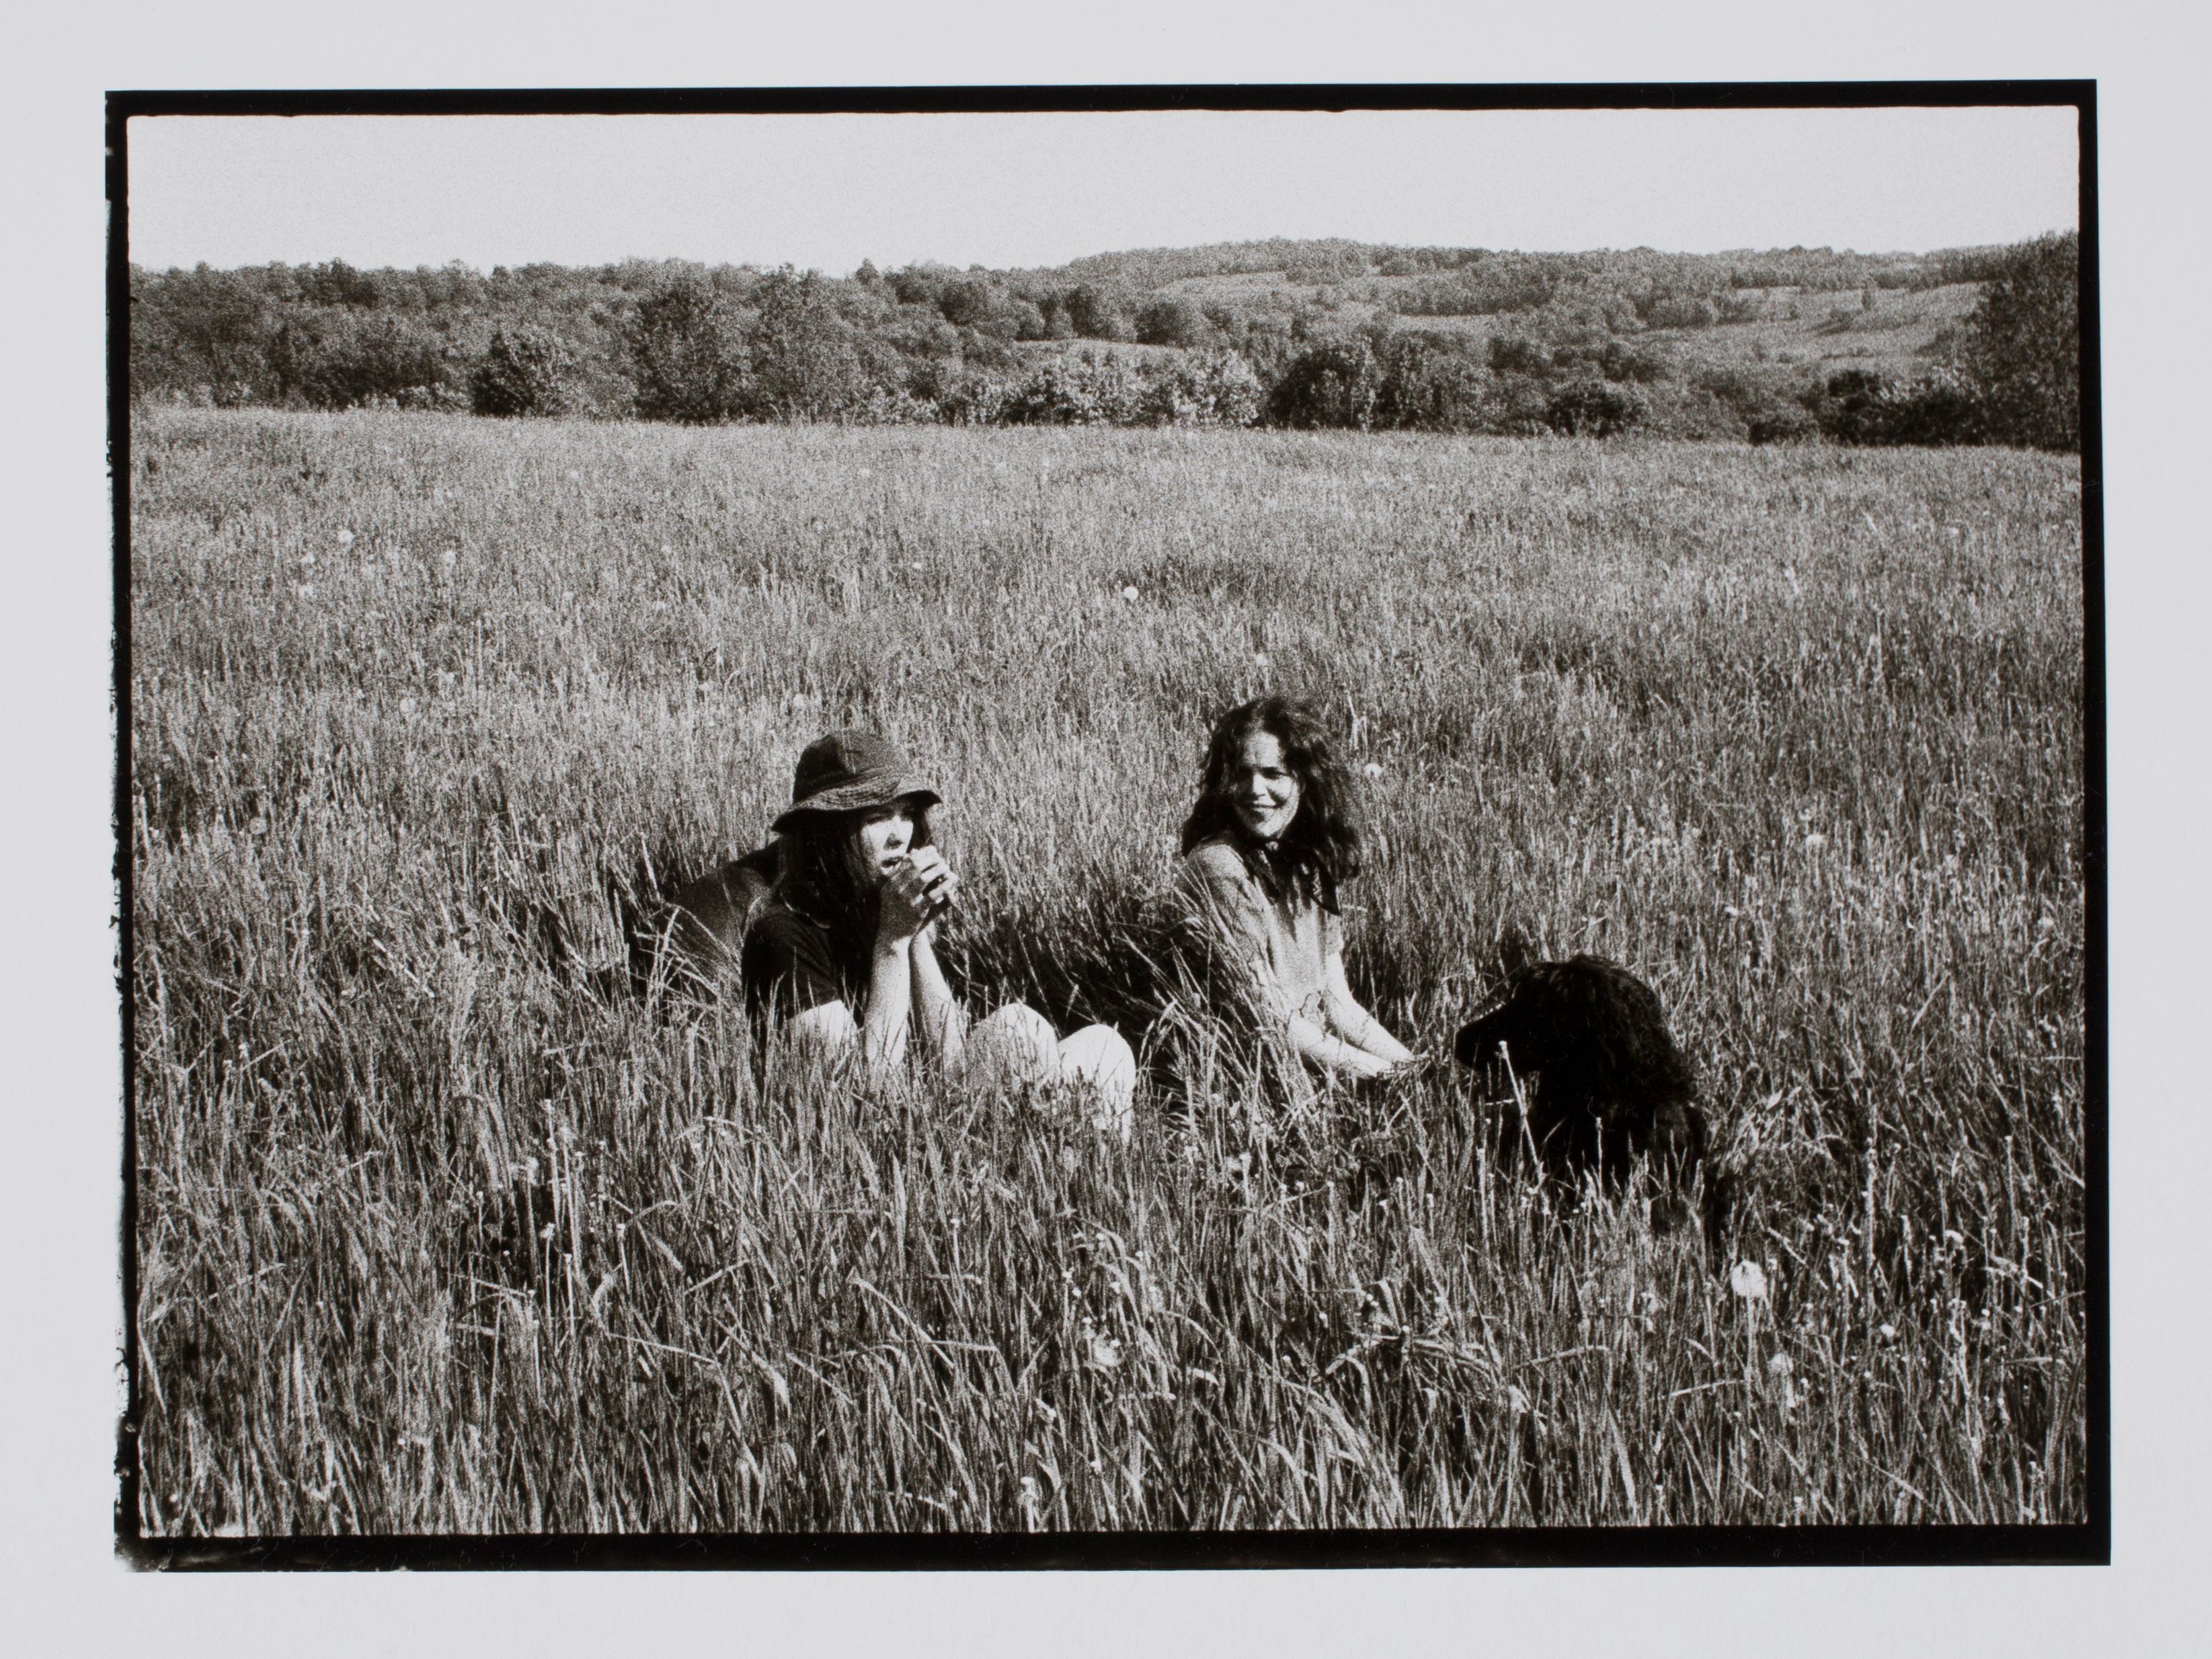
[877,847,959,943]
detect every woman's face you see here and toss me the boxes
[845,803,917,890]
[1228,730,1302,845]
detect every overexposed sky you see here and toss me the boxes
[126,105,2080,274]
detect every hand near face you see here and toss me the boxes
[906,847,959,930]
[878,847,958,943]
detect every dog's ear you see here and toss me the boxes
[1493,921,1535,978]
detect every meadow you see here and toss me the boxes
[128,406,2086,1533]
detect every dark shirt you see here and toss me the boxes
[741,896,867,1024]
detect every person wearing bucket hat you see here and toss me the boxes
[742,730,1136,1133]
[769,729,942,835]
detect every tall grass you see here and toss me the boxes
[128,408,2085,1532]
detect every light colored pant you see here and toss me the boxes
[962,1003,1136,1139]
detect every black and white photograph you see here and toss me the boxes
[108,87,2102,1564]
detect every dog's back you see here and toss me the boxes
[665,843,779,978]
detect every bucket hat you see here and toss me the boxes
[771,730,941,834]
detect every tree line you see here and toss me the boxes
[127,233,2080,451]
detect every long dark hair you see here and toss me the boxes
[772,801,936,980]
[1179,696,1362,910]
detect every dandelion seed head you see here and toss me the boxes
[335,529,354,545]
[1767,1351,1794,1377]
[399,697,418,716]
[441,549,459,567]
[1729,1260,1769,1301]
[1121,585,1140,603]
[1879,1323,1897,1342]
[1362,762,1383,779]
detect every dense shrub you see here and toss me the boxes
[1265,340,1382,430]
[1694,365,1818,445]
[1960,230,2080,451]
[271,311,457,410]
[1745,399,1820,445]
[1597,340,1669,384]
[996,351,1148,426]
[1372,337,1490,432]
[1487,334,1552,378]
[1141,349,1264,428]
[1813,369,1987,447]
[1544,377,1645,438]
[627,274,748,423]
[469,325,578,418]
[1646,294,1721,331]
[1134,297,1214,349]
[128,266,276,405]
[1390,259,1557,317]
[1064,284,1136,342]
[746,268,879,422]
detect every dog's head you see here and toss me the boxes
[1452,972,1526,1069]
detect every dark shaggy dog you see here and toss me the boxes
[1453,954,1717,1231]
[664,843,779,976]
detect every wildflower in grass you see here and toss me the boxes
[399,697,418,716]
[1767,1351,1793,1378]
[1362,762,1382,779]
[441,549,459,568]
[335,529,354,546]
[1251,652,1269,670]
[1730,1260,1769,1301]
[1879,1323,1897,1342]
[1122,586,1140,602]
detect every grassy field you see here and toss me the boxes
[127,406,2086,1533]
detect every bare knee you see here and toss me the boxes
[1058,1024,1137,1141]
[963,1002,1060,1090]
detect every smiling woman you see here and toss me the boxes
[1177,695,1421,1084]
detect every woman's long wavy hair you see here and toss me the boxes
[1179,696,1362,911]
[772,801,936,981]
